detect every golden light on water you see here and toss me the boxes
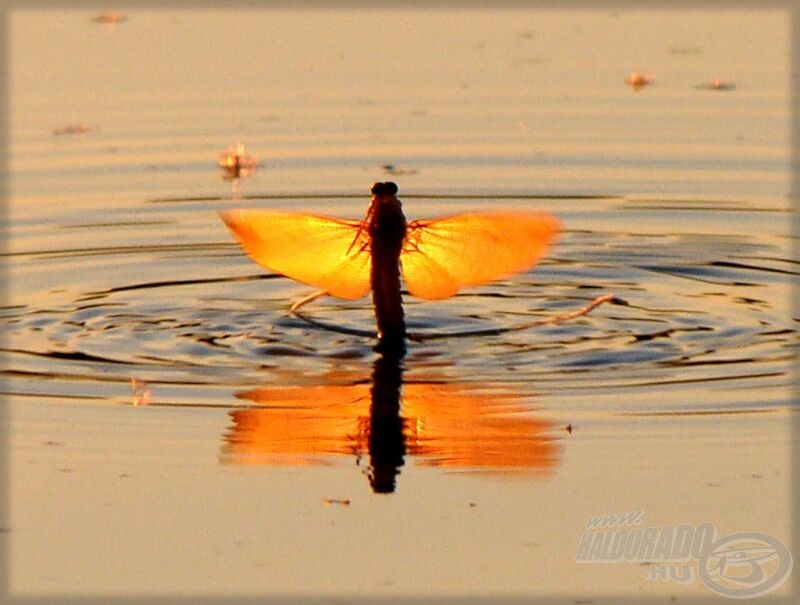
[221,378,561,477]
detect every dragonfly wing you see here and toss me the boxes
[400,212,561,300]
[220,209,372,300]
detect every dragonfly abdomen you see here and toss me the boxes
[368,182,407,356]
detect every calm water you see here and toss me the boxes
[3,8,796,601]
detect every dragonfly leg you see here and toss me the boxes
[289,289,328,315]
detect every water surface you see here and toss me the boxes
[3,8,795,601]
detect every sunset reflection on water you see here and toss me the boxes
[221,355,561,492]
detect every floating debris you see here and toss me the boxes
[131,377,151,406]
[695,78,736,91]
[219,143,258,179]
[53,123,91,136]
[92,13,127,24]
[625,72,655,91]
[381,164,418,176]
[323,498,351,506]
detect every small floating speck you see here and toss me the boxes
[92,13,127,24]
[131,376,151,406]
[219,143,258,179]
[323,498,351,506]
[695,78,736,91]
[382,164,418,176]
[53,123,91,135]
[625,72,655,91]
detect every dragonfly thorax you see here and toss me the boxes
[368,195,407,246]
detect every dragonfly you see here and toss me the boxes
[220,182,561,356]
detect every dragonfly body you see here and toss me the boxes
[366,182,408,355]
[220,182,561,357]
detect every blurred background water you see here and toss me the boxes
[2,7,795,601]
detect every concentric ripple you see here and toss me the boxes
[3,194,795,416]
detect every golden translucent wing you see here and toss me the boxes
[400,212,561,300]
[219,209,371,300]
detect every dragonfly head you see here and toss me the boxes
[367,181,406,242]
[371,181,398,196]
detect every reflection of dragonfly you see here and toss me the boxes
[220,182,560,355]
[220,354,561,494]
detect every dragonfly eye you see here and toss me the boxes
[371,181,398,195]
